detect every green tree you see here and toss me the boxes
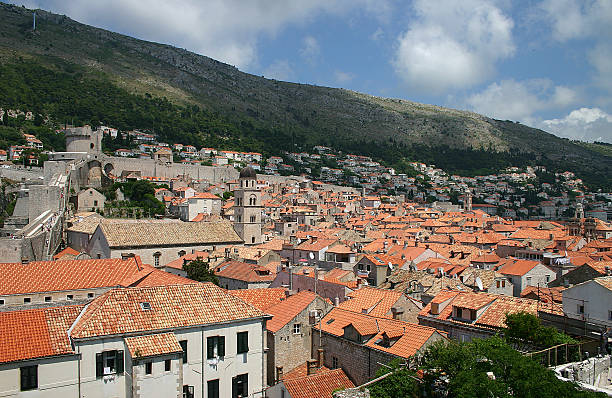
[369,358,420,398]
[183,257,219,285]
[503,312,576,350]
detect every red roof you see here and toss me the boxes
[0,305,83,363]
[215,260,276,283]
[229,288,287,311]
[283,368,355,398]
[498,259,540,276]
[0,257,146,295]
[266,291,317,333]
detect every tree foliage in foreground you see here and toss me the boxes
[370,337,604,398]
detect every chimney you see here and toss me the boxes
[307,359,317,375]
[317,348,324,368]
[334,297,340,306]
[276,366,283,382]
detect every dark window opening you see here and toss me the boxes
[232,373,248,398]
[208,379,220,398]
[165,359,171,371]
[95,350,124,378]
[145,361,152,375]
[207,336,225,359]
[179,340,188,364]
[20,365,37,391]
[237,331,249,354]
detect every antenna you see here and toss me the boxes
[388,261,394,271]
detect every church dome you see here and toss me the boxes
[239,166,257,179]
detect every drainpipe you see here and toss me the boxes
[202,329,204,398]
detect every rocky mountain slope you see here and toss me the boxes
[0,3,609,187]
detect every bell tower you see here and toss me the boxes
[233,166,262,245]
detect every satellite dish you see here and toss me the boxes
[475,277,483,291]
[308,252,315,260]
[388,262,394,271]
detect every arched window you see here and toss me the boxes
[251,236,255,243]
[178,250,186,257]
[153,252,162,267]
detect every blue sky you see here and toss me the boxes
[12,0,612,143]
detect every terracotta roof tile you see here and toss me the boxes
[339,287,403,318]
[283,368,354,398]
[215,260,276,283]
[266,291,317,333]
[98,220,242,247]
[0,305,83,364]
[70,284,267,339]
[229,288,287,311]
[0,257,145,295]
[124,333,183,359]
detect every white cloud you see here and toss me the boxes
[540,0,612,42]
[263,60,294,81]
[392,0,515,93]
[588,43,612,92]
[334,71,356,84]
[299,36,321,65]
[541,108,612,143]
[465,79,579,122]
[20,0,389,69]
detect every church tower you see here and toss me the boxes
[233,166,262,245]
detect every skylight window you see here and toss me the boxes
[140,302,152,310]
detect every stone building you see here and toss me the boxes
[233,166,263,245]
[87,220,243,267]
[313,307,447,385]
[76,187,105,212]
[0,284,269,398]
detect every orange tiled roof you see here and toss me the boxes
[316,308,443,359]
[0,257,145,296]
[229,288,287,311]
[266,291,317,333]
[0,305,83,364]
[283,368,354,398]
[498,259,540,276]
[70,284,268,339]
[215,260,276,283]
[52,246,80,260]
[124,332,182,359]
[338,287,403,318]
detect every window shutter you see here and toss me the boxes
[116,350,124,374]
[96,353,103,378]
[218,336,225,357]
[207,337,215,359]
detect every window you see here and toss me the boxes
[332,356,338,369]
[237,331,249,354]
[293,323,301,335]
[546,275,550,283]
[502,280,506,288]
[208,379,220,398]
[0,299,4,305]
[88,293,94,298]
[578,304,585,314]
[232,373,248,398]
[95,350,124,378]
[66,294,74,300]
[45,296,52,302]
[178,250,186,257]
[153,252,161,268]
[526,277,532,285]
[94,200,98,206]
[250,215,256,223]
[207,336,225,359]
[165,359,171,372]
[237,215,242,222]
[496,280,500,288]
[20,365,37,391]
[24,297,31,304]
[183,385,194,398]
[145,361,152,375]
[179,340,188,364]
[251,237,255,244]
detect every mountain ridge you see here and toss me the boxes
[0,3,610,188]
